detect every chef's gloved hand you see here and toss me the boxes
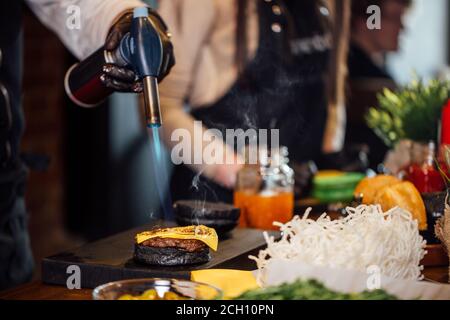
[101,9,175,93]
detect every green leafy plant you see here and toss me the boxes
[366,78,450,147]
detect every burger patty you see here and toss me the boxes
[141,237,207,253]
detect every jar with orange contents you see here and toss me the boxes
[234,147,294,230]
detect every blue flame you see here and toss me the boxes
[149,127,174,221]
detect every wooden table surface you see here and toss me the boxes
[1,209,448,300]
[0,266,447,300]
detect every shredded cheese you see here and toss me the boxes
[250,205,427,284]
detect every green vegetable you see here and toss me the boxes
[235,279,398,300]
[366,78,450,147]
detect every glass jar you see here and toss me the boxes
[405,141,445,193]
[234,146,294,230]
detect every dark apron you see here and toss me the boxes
[0,1,34,290]
[170,0,331,204]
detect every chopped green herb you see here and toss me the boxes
[235,279,398,300]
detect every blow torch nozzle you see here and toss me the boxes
[142,76,161,128]
[128,6,170,128]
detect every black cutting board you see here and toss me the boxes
[42,221,278,288]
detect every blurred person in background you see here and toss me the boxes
[346,0,412,170]
[0,0,173,290]
[155,0,350,202]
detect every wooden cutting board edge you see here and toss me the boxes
[422,244,449,267]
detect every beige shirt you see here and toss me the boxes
[157,0,259,178]
[156,0,346,178]
[27,0,145,59]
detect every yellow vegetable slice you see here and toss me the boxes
[354,175,402,204]
[191,269,258,299]
[374,181,428,231]
[136,226,218,251]
[315,170,345,178]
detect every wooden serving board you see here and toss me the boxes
[42,221,277,289]
[422,244,449,267]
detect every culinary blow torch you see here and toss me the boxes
[65,7,173,128]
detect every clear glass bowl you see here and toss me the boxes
[92,278,223,300]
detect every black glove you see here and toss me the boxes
[101,9,175,93]
[291,161,317,198]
